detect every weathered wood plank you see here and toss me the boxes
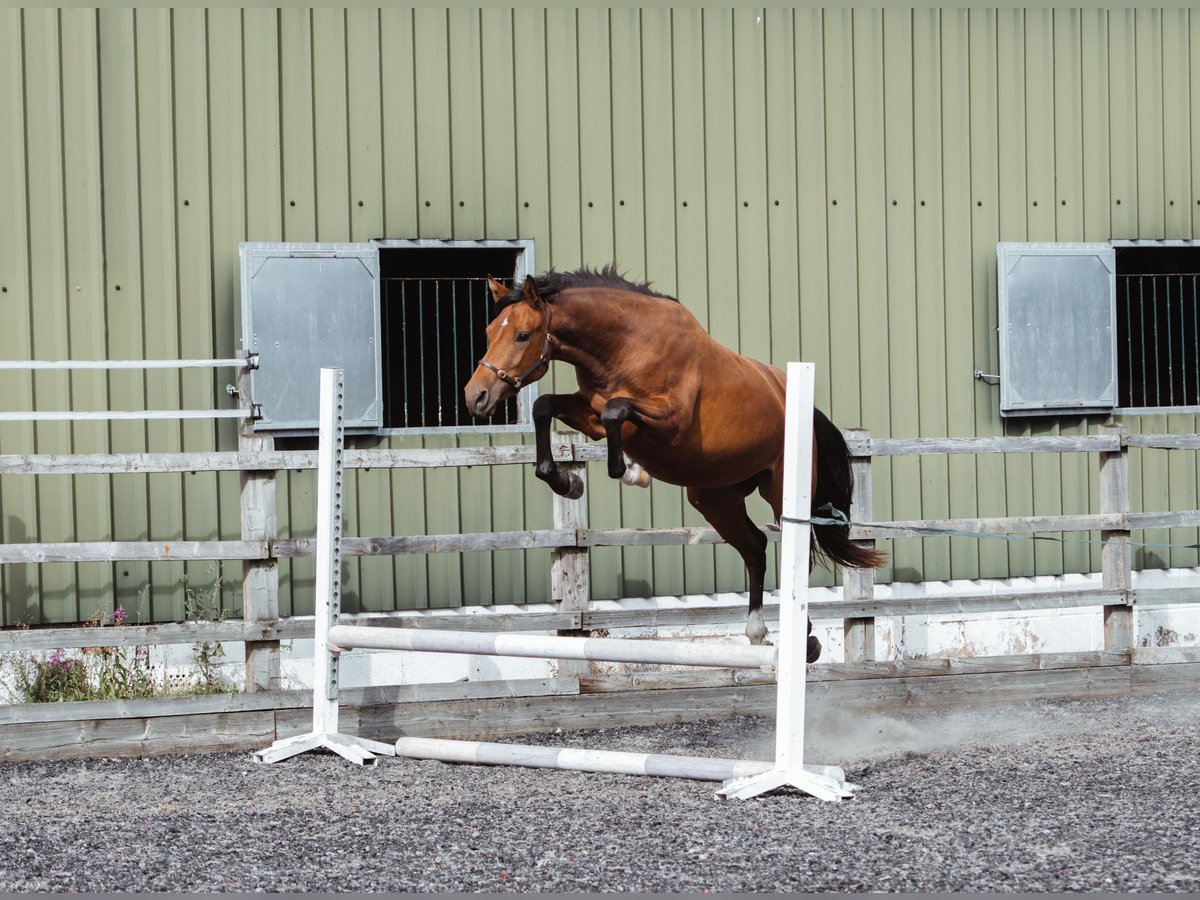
[0,619,306,652]
[1127,510,1200,530]
[273,530,576,558]
[550,431,590,679]
[0,610,581,652]
[0,677,578,727]
[845,434,1122,457]
[2,585,1141,653]
[812,588,1128,620]
[239,384,279,693]
[1100,424,1134,651]
[1130,646,1200,665]
[1128,434,1200,450]
[850,513,1120,539]
[0,710,280,760]
[1134,587,1200,606]
[580,671,776,693]
[578,526,779,548]
[0,539,268,564]
[808,650,1130,682]
[0,443,583,477]
[842,427,877,662]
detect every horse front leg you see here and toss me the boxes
[532,393,600,499]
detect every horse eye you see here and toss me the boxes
[515,331,531,343]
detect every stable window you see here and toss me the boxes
[996,240,1200,417]
[240,239,535,435]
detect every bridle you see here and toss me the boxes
[478,303,554,390]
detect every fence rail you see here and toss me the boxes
[1,422,1199,689]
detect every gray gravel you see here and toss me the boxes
[2,689,1199,893]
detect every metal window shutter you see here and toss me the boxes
[240,243,383,432]
[997,242,1117,417]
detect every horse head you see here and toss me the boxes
[465,275,554,418]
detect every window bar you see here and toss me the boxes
[1194,275,1198,406]
[467,278,477,427]
[1166,275,1175,407]
[451,279,461,426]
[417,281,427,428]
[1181,274,1190,406]
[1137,278,1147,408]
[401,281,410,427]
[1125,278,1134,407]
[435,280,444,427]
[1149,277,1160,407]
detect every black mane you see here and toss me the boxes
[497,264,677,308]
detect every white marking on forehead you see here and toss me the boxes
[501,316,510,327]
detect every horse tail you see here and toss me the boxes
[811,408,888,571]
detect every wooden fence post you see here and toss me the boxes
[842,428,877,662]
[238,351,280,692]
[551,430,590,679]
[1099,423,1134,651]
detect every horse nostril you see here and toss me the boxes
[474,389,489,410]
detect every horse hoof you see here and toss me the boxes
[563,473,585,500]
[806,635,822,664]
[620,462,651,489]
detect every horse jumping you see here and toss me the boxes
[464,266,885,661]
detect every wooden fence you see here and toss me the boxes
[3,422,1200,669]
[3,411,1200,758]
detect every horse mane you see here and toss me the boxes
[497,264,678,308]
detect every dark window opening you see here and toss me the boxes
[378,247,522,429]
[1116,247,1200,409]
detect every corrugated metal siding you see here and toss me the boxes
[1,8,1199,625]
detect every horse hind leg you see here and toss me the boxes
[687,484,770,646]
[758,464,823,663]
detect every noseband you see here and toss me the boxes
[479,304,553,390]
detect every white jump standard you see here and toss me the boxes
[255,363,854,800]
[253,368,394,765]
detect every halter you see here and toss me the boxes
[478,303,554,390]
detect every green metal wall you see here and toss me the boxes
[1,8,1197,626]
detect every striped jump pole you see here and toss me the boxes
[255,363,856,800]
[392,363,854,801]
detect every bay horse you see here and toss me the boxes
[464,266,885,662]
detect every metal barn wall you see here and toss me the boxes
[1,8,1198,625]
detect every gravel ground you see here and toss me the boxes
[2,689,1199,893]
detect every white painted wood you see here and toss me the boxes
[0,357,249,370]
[0,409,251,422]
[716,362,853,802]
[254,368,394,765]
[395,737,783,782]
[326,624,777,670]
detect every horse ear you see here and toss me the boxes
[487,276,508,305]
[522,275,546,309]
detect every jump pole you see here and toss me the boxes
[392,362,854,801]
[255,364,855,800]
[253,367,394,765]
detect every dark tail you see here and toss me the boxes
[811,408,888,571]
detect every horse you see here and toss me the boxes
[464,266,885,662]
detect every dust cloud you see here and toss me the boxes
[740,690,1200,765]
